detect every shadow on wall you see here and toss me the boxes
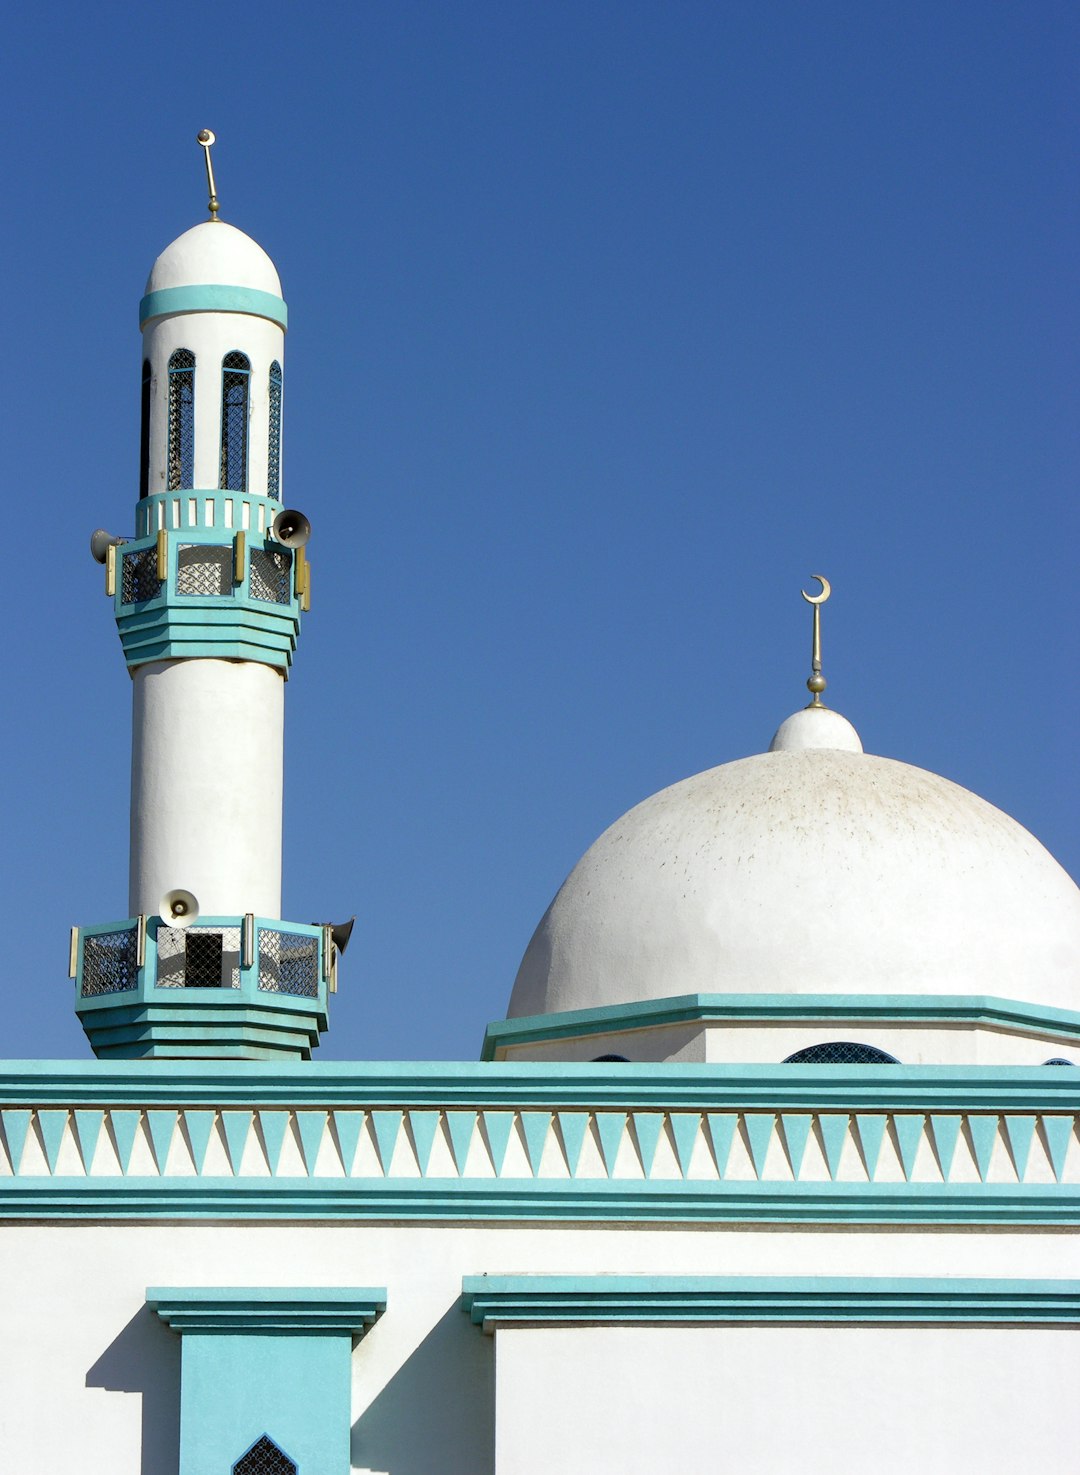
[352,1301,494,1475]
[86,1304,180,1475]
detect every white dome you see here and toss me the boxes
[145,221,282,297]
[510,745,1080,1018]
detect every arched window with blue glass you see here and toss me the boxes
[268,360,283,499]
[219,350,251,491]
[167,349,195,491]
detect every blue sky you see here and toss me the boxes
[1,1,1076,1061]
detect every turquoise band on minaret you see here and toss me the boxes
[139,284,288,329]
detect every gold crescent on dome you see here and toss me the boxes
[801,574,831,606]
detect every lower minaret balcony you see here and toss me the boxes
[72,916,331,1060]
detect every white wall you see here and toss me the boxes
[0,1222,1073,1473]
[493,1322,1080,1475]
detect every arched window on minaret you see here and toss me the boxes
[268,360,283,499]
[220,350,251,491]
[167,349,195,491]
[139,360,151,495]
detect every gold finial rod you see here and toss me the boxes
[800,573,831,707]
[196,130,220,218]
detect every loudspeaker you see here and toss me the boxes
[90,529,125,564]
[330,916,356,955]
[160,888,200,927]
[271,508,311,549]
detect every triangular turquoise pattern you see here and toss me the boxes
[330,1110,363,1175]
[705,1114,739,1177]
[855,1115,888,1179]
[183,1111,217,1174]
[632,1112,665,1175]
[966,1115,999,1182]
[447,1111,478,1173]
[779,1114,812,1178]
[220,1111,253,1174]
[556,1112,590,1176]
[36,1110,69,1174]
[744,1114,775,1179]
[257,1111,291,1174]
[73,1109,104,1173]
[929,1115,962,1180]
[1003,1115,1036,1181]
[893,1114,925,1181]
[519,1112,551,1176]
[145,1110,177,1174]
[594,1112,626,1177]
[1041,1116,1074,1182]
[479,1112,511,1174]
[1,1110,32,1173]
[407,1111,441,1175]
[109,1110,143,1174]
[370,1111,402,1173]
[817,1114,849,1180]
[294,1111,326,1175]
[669,1113,700,1177]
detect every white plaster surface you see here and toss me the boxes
[498,1020,1080,1066]
[511,749,1080,1018]
[145,221,282,297]
[128,659,284,917]
[769,703,864,752]
[0,1223,1073,1473]
[493,1321,1080,1475]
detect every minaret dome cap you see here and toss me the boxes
[144,220,283,298]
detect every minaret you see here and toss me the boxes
[72,134,343,1060]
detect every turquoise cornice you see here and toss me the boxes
[147,1286,385,1334]
[461,1275,1080,1329]
[0,1059,1077,1111]
[139,284,288,329]
[2,1179,1076,1224]
[483,992,1080,1059]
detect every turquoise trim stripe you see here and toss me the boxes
[483,992,1080,1058]
[0,1060,1075,1111]
[148,1286,385,1334]
[140,285,288,329]
[461,1275,1080,1329]
[2,1179,1077,1224]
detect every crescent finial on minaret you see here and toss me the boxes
[196,129,220,219]
[800,573,831,707]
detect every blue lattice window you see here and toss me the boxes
[783,1041,900,1065]
[232,1434,297,1475]
[167,350,195,490]
[219,351,251,491]
[139,360,151,494]
[268,360,282,498]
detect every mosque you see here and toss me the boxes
[1,136,1078,1473]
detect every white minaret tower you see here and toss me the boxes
[73,133,343,1060]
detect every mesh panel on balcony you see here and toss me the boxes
[258,929,319,997]
[250,547,292,604]
[156,926,242,988]
[121,548,163,604]
[81,927,139,996]
[233,1435,297,1475]
[177,543,232,597]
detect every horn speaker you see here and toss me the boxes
[160,888,200,927]
[271,509,311,549]
[90,529,125,563]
